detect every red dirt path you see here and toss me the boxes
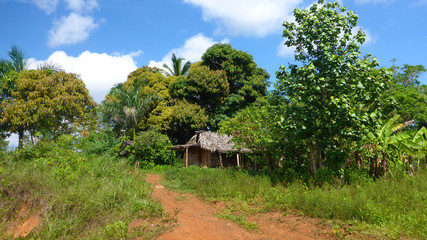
[146,174,334,240]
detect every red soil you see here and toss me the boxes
[8,203,43,239]
[146,174,334,240]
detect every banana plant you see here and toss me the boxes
[412,127,427,160]
[366,115,423,176]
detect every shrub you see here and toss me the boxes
[78,129,121,156]
[127,130,174,168]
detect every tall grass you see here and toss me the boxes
[163,167,427,239]
[0,142,169,239]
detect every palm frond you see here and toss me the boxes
[162,53,191,76]
[8,45,28,72]
[162,63,173,77]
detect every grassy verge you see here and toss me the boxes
[163,166,427,239]
[0,144,171,239]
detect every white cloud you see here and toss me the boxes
[277,40,296,57]
[64,0,98,13]
[31,0,59,14]
[29,51,140,102]
[48,13,99,47]
[149,33,229,70]
[183,0,303,37]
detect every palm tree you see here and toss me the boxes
[0,45,29,148]
[162,53,191,76]
[8,45,29,73]
[102,82,162,139]
[1,45,28,81]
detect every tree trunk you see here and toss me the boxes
[264,153,272,178]
[185,148,189,167]
[218,152,223,168]
[308,142,317,176]
[18,125,24,148]
[316,141,323,170]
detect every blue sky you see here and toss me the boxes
[1,0,427,103]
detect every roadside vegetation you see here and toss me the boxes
[163,166,426,239]
[1,0,426,239]
[0,135,171,239]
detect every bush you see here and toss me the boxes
[78,130,121,156]
[127,130,174,168]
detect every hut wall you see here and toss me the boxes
[182,147,242,168]
[187,147,201,166]
[210,152,219,167]
[200,149,211,167]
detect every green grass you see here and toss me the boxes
[163,166,427,239]
[0,150,170,239]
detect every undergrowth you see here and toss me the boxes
[163,166,427,239]
[0,136,170,239]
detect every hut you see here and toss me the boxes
[171,131,250,168]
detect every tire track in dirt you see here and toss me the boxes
[146,174,333,240]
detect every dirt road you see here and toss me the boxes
[146,174,333,240]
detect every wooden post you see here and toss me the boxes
[185,148,189,167]
[170,150,173,168]
[199,148,202,166]
[241,153,244,169]
[219,153,223,168]
[237,153,240,167]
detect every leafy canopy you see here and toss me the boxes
[170,63,229,113]
[276,0,392,174]
[0,69,96,142]
[390,60,426,87]
[201,43,270,121]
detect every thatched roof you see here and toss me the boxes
[171,131,250,153]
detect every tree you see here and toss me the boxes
[382,82,427,128]
[0,69,96,147]
[162,53,191,76]
[201,44,270,119]
[170,63,229,113]
[1,45,29,110]
[1,46,30,140]
[6,45,29,73]
[391,60,426,87]
[418,85,427,96]
[124,66,172,131]
[219,101,284,176]
[102,66,211,144]
[101,81,162,139]
[167,100,209,144]
[382,62,427,127]
[276,0,392,176]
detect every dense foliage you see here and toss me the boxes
[126,129,174,168]
[1,69,96,147]
[275,0,392,176]
[201,43,270,126]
